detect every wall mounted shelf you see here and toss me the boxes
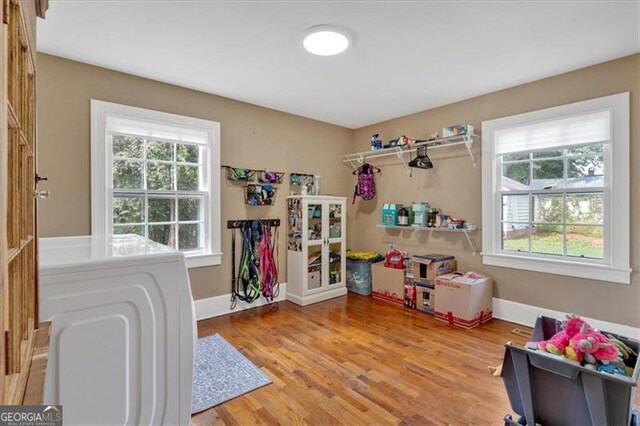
[343,133,478,174]
[376,224,480,255]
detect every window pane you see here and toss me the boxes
[534,194,563,223]
[532,224,563,256]
[568,144,604,156]
[112,135,143,158]
[177,144,199,163]
[146,139,174,161]
[502,162,530,190]
[113,224,144,236]
[179,198,201,221]
[532,159,564,189]
[113,194,144,224]
[147,162,174,190]
[533,150,563,159]
[148,224,176,247]
[502,195,529,222]
[503,153,529,162]
[177,165,199,191]
[567,156,604,188]
[113,159,143,189]
[566,193,603,225]
[566,225,603,259]
[179,223,201,250]
[148,197,175,223]
[502,223,530,252]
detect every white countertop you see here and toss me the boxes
[40,235,182,274]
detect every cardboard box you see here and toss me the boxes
[442,123,474,137]
[415,284,435,314]
[434,272,493,329]
[412,254,456,286]
[371,262,405,305]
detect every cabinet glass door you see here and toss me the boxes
[327,242,343,286]
[328,203,343,240]
[307,244,323,292]
[306,202,323,243]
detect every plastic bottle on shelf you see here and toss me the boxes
[398,206,409,226]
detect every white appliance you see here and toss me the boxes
[39,235,196,426]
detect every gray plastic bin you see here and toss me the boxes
[502,315,639,426]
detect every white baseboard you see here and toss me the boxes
[194,283,287,321]
[492,297,640,339]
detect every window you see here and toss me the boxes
[91,100,221,268]
[481,93,630,284]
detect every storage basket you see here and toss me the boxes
[224,166,256,182]
[258,170,285,184]
[502,315,640,426]
[245,184,277,206]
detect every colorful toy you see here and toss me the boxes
[536,315,587,357]
[596,363,629,377]
[371,134,383,150]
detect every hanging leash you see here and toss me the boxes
[259,221,279,302]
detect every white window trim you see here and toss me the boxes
[91,100,222,268]
[481,93,630,284]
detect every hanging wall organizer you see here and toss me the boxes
[222,165,286,206]
[228,219,281,309]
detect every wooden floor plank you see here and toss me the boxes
[192,294,639,425]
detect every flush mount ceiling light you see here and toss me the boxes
[303,25,351,56]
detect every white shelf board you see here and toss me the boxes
[343,133,479,173]
[377,224,480,254]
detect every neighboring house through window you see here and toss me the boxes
[91,100,221,268]
[481,93,630,283]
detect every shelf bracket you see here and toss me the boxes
[394,147,410,174]
[464,135,477,167]
[463,229,477,255]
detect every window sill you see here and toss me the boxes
[185,252,222,269]
[482,253,631,284]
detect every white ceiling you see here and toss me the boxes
[37,1,640,129]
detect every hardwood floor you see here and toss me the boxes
[192,294,534,425]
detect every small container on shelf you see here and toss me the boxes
[224,166,256,182]
[258,170,285,184]
[245,184,277,206]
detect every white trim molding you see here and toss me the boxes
[492,297,640,340]
[194,283,288,321]
[90,100,222,269]
[482,92,631,284]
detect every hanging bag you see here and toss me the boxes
[352,163,380,204]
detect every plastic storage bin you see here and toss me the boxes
[502,315,639,426]
[346,259,380,296]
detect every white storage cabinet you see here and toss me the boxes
[286,196,347,306]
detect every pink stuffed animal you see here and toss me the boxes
[565,322,620,365]
[536,315,588,356]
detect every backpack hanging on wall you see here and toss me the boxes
[352,163,380,204]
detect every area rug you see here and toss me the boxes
[191,333,272,413]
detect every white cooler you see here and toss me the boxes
[39,235,196,426]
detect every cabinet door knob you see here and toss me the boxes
[35,189,50,199]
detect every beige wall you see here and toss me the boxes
[351,54,640,327]
[38,52,640,327]
[36,53,353,300]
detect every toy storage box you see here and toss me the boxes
[502,315,640,426]
[371,262,405,305]
[433,272,493,329]
[412,254,456,286]
[346,259,380,296]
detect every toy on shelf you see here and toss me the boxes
[371,134,383,151]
